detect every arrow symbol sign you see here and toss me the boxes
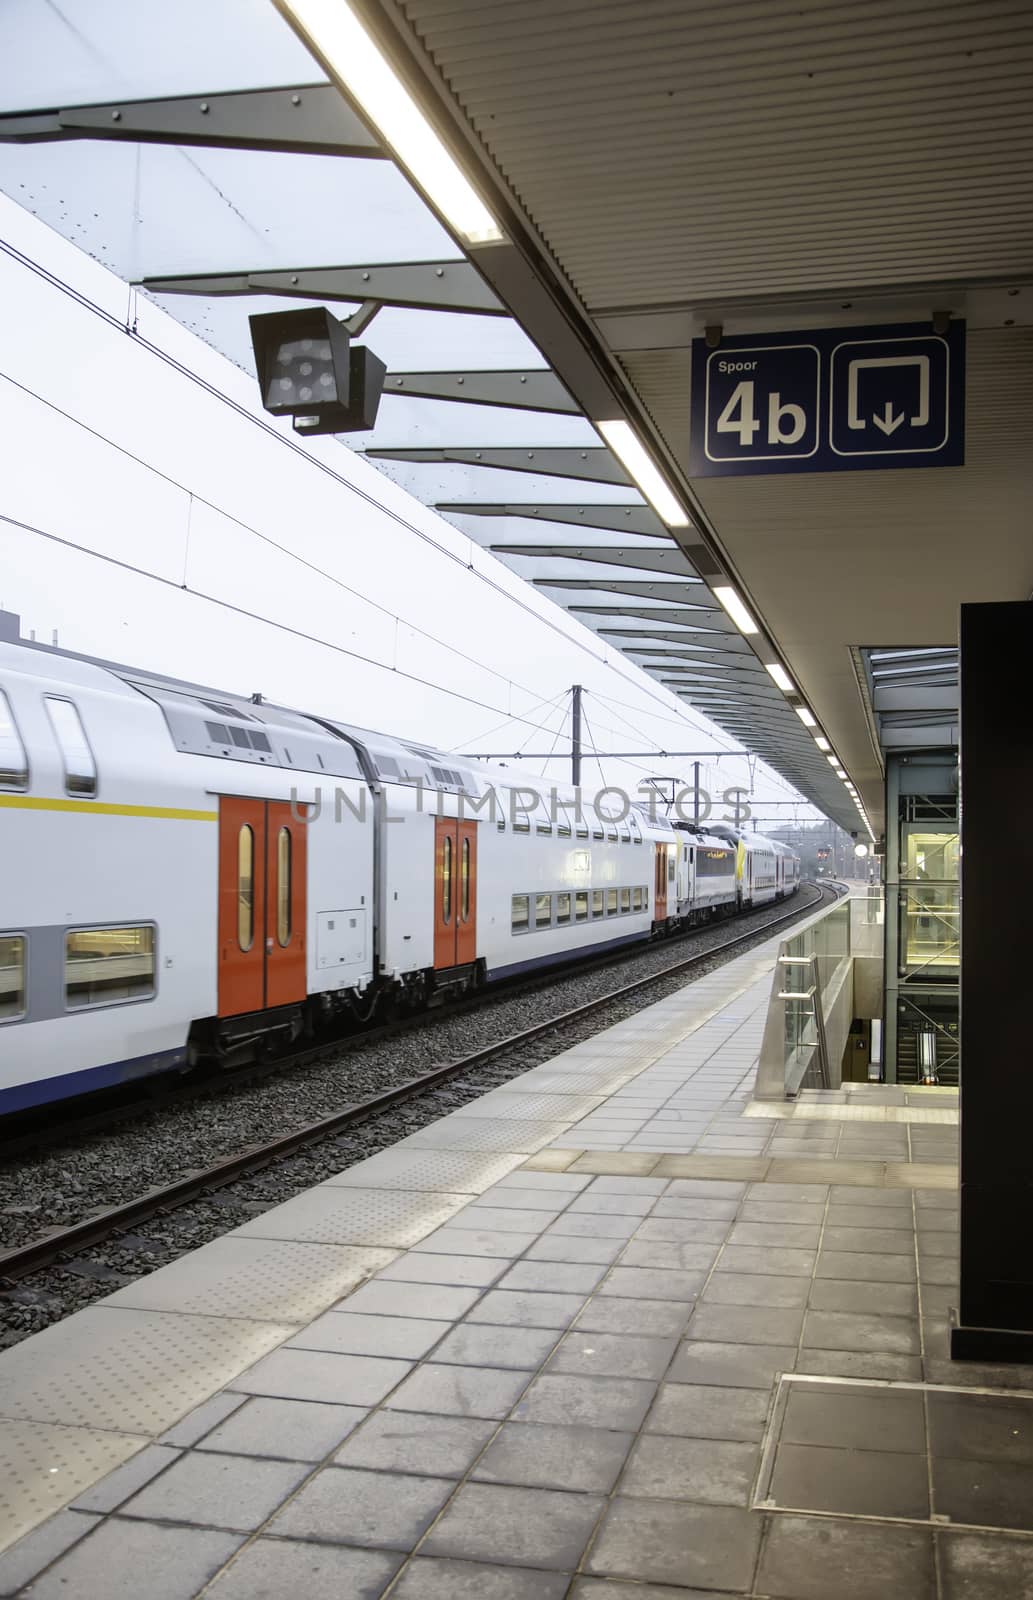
[847,354,930,432]
[873,403,904,435]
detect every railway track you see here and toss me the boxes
[0,882,837,1291]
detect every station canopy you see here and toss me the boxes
[2,1,1030,841]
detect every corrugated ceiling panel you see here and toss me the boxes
[398,0,1033,306]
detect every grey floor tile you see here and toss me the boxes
[474,1420,634,1492]
[748,1183,829,1204]
[547,1330,677,1381]
[465,1290,586,1328]
[739,1201,825,1225]
[229,1349,412,1406]
[667,1340,796,1389]
[197,1397,367,1461]
[432,1323,559,1370]
[585,1496,761,1591]
[651,1195,740,1218]
[476,1185,581,1210]
[728,1222,822,1249]
[546,1214,641,1240]
[158,1394,248,1448]
[830,1185,912,1207]
[919,1254,960,1286]
[687,1302,805,1346]
[817,1251,916,1283]
[421,1481,605,1570]
[338,1281,481,1319]
[757,1511,935,1599]
[456,1205,563,1231]
[496,1260,606,1294]
[702,1271,809,1309]
[335,1411,495,1477]
[937,1528,1033,1599]
[587,1177,670,1195]
[932,1455,1033,1530]
[390,1556,570,1599]
[718,1245,816,1277]
[927,1390,1033,1465]
[825,1203,913,1230]
[375,1253,509,1288]
[569,1582,733,1600]
[526,1235,625,1266]
[770,1441,930,1518]
[646,1381,770,1442]
[119,1450,310,1532]
[822,1226,916,1255]
[799,1348,923,1382]
[808,1279,918,1316]
[0,1510,100,1596]
[204,1538,402,1599]
[417,1227,540,1258]
[513,1372,657,1431]
[622,1434,758,1504]
[289,1311,451,1358]
[72,1444,181,1513]
[569,1192,657,1216]
[385,1363,531,1419]
[269,1464,452,1548]
[19,1520,243,1600]
[619,1237,724,1268]
[803,1310,920,1354]
[783,1384,926,1453]
[573,1297,692,1337]
[599,1267,706,1301]
[495,1172,592,1192]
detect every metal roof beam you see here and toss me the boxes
[384,371,578,412]
[367,446,630,483]
[142,260,503,315]
[0,84,382,158]
[489,546,700,577]
[437,503,663,535]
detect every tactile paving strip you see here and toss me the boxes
[398,1118,574,1154]
[102,1238,395,1321]
[234,1186,470,1247]
[321,1149,523,1193]
[0,1307,295,1433]
[0,1422,146,1551]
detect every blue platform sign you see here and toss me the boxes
[688,321,964,477]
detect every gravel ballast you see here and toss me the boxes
[0,888,832,1344]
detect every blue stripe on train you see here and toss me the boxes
[0,1046,188,1114]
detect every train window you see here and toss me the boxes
[558,822,572,837]
[669,854,676,881]
[535,893,552,929]
[44,697,96,796]
[442,834,453,924]
[536,821,552,835]
[0,934,26,1020]
[238,825,255,950]
[497,816,506,831]
[620,888,631,914]
[575,891,589,922]
[65,926,155,1009]
[607,827,618,842]
[576,822,589,839]
[205,721,230,744]
[277,827,292,945]
[592,889,604,918]
[620,826,630,842]
[460,836,471,922]
[632,887,643,912]
[556,892,571,926]
[511,894,529,933]
[592,825,604,840]
[607,889,618,916]
[513,817,530,833]
[0,689,28,789]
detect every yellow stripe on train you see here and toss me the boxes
[0,795,218,822]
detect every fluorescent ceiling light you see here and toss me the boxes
[795,706,817,727]
[764,662,794,693]
[827,754,839,765]
[814,735,831,753]
[712,585,760,635]
[835,768,847,778]
[596,420,690,528]
[279,0,504,245]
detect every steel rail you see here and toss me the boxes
[0,884,836,1286]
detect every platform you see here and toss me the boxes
[1,924,1030,1600]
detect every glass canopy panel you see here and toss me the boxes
[0,0,324,111]
[0,144,454,279]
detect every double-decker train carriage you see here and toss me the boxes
[0,627,798,1113]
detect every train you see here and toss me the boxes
[0,624,799,1113]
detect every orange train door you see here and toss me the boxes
[654,843,668,921]
[218,796,307,1016]
[434,817,478,969]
